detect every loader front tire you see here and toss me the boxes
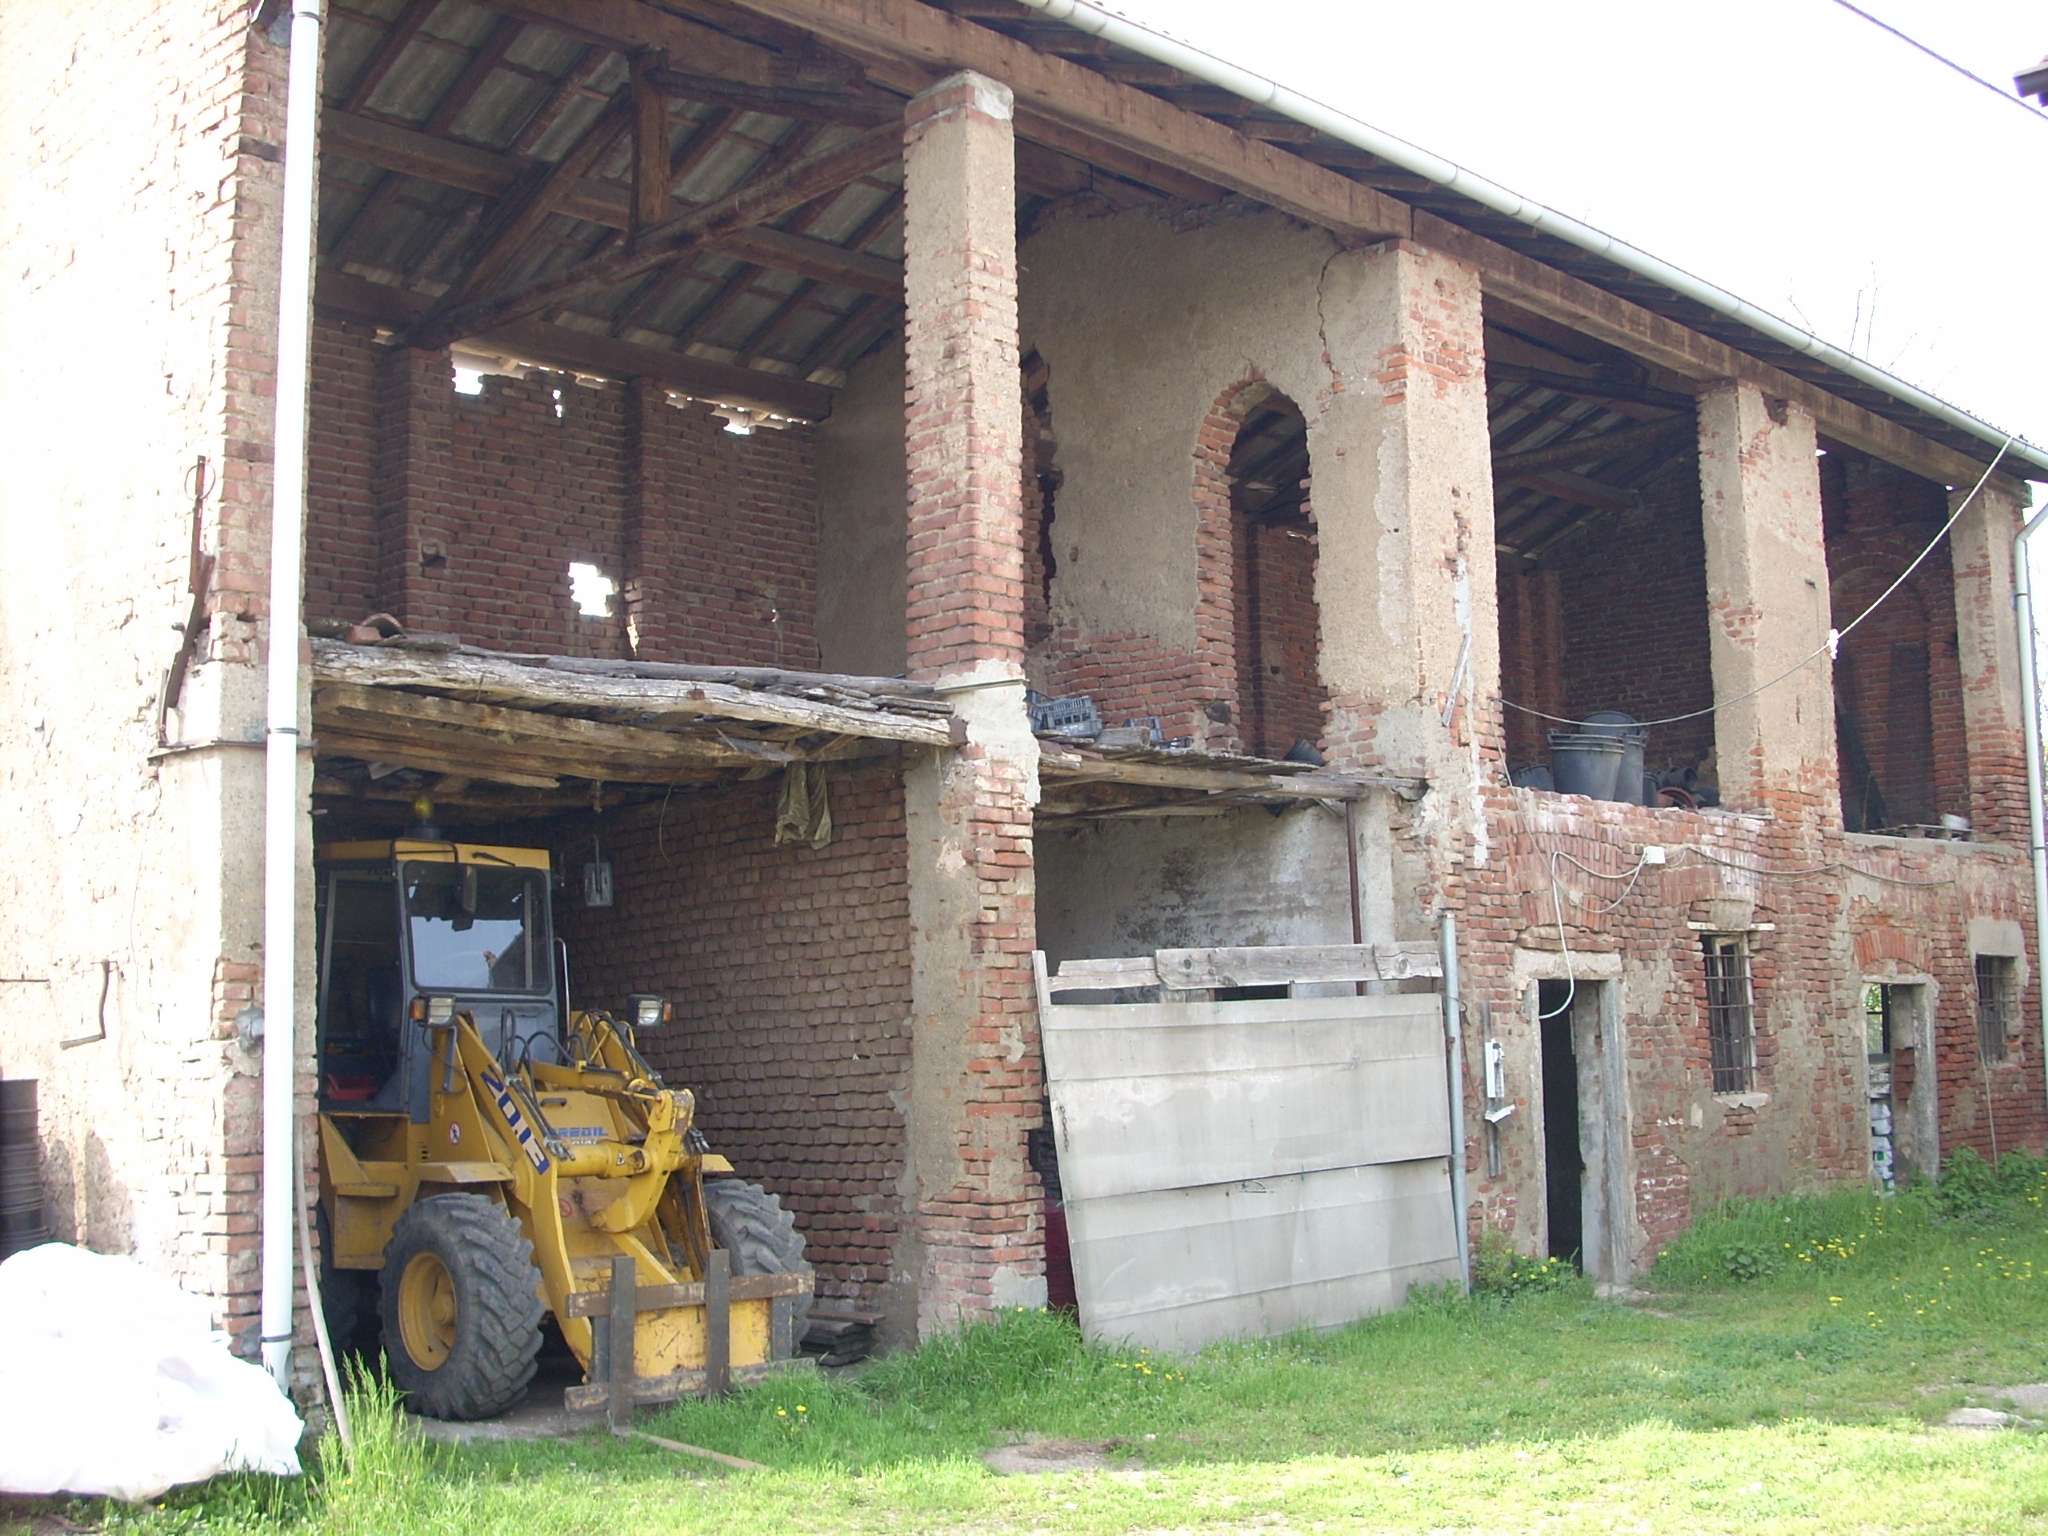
[380,1195,544,1420]
[703,1178,813,1352]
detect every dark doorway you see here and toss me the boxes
[1539,980,1583,1266]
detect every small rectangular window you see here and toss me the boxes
[1703,936,1756,1094]
[1864,982,1892,1060]
[1976,955,2013,1064]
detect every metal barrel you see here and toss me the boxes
[0,1078,47,1258]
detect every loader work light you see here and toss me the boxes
[629,994,670,1029]
[413,995,454,1026]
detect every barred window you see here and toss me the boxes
[1976,955,2014,1064]
[1704,936,1756,1094]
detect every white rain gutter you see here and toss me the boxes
[1012,0,2048,482]
[262,0,323,1390]
[2015,512,2048,1108]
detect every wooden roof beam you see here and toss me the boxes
[322,110,904,297]
[1493,417,1692,477]
[315,269,836,419]
[477,0,856,90]
[340,0,440,114]
[403,123,901,347]
[717,0,1409,240]
[436,91,635,313]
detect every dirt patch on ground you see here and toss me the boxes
[981,1438,1121,1475]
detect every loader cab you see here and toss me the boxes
[315,840,560,1122]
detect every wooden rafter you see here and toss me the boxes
[402,123,900,348]
[434,90,636,315]
[322,110,904,299]
[479,0,858,91]
[1493,417,1691,477]
[314,269,835,419]
[630,50,672,233]
[735,189,901,366]
[340,0,440,114]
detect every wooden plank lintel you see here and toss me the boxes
[312,640,959,749]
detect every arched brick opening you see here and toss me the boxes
[1195,378,1326,759]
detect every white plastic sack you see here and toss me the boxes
[0,1243,303,1501]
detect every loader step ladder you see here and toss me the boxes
[563,1254,815,1427]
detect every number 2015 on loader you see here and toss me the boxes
[313,834,812,1420]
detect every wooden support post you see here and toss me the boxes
[704,1248,731,1398]
[606,1254,637,1433]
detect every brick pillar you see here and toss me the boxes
[1312,242,1498,913]
[375,344,456,631]
[895,71,1045,1341]
[1696,380,1836,815]
[1949,476,2029,845]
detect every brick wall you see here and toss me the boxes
[306,314,820,667]
[1453,787,2044,1267]
[1233,515,1325,758]
[1821,451,1968,831]
[540,766,912,1313]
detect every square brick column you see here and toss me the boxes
[1311,242,1498,891]
[895,71,1045,1340]
[1949,476,2030,844]
[1696,381,1837,815]
[374,343,456,631]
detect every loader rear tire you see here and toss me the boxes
[379,1195,544,1420]
[703,1178,813,1352]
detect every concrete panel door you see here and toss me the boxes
[1041,990,1461,1354]
[1536,980,1630,1283]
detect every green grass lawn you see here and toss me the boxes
[58,1159,2048,1534]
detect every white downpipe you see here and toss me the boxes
[262,0,323,1390]
[1012,0,2048,481]
[2015,510,2048,1117]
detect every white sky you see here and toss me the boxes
[1106,0,2048,473]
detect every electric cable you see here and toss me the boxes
[1827,1,2048,124]
[1499,437,2014,730]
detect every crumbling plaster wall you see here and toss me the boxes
[1036,806,1354,964]
[0,0,316,1355]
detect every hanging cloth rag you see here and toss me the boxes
[774,763,834,849]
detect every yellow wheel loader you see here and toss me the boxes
[314,835,811,1420]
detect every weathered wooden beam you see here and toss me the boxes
[342,0,440,114]
[315,683,799,771]
[314,269,836,418]
[311,640,960,749]
[1502,469,1634,515]
[321,110,904,297]
[645,65,899,126]
[402,124,903,347]
[437,92,635,314]
[630,51,672,234]
[477,0,852,90]
[717,0,1409,239]
[1494,417,1692,476]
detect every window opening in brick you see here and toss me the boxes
[1486,301,1713,807]
[567,562,616,619]
[452,365,484,397]
[1021,350,1058,639]
[1975,955,2013,1064]
[1226,389,1322,759]
[1703,935,1756,1094]
[1821,442,1968,836]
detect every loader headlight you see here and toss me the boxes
[629,994,670,1029]
[410,994,456,1025]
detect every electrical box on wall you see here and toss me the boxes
[1484,1038,1507,1101]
